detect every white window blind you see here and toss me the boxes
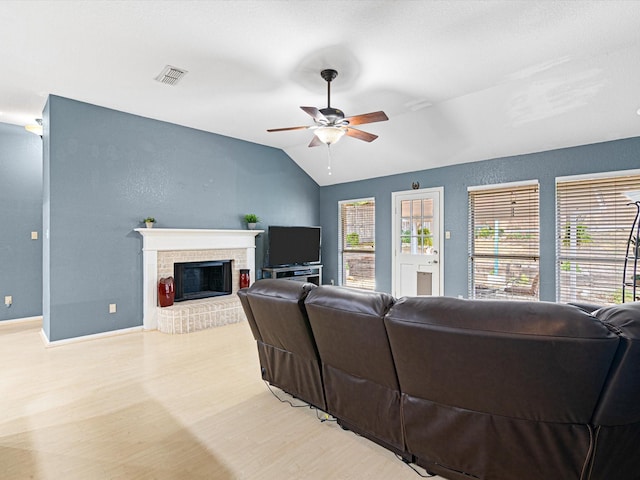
[339,199,375,290]
[469,184,540,300]
[556,173,640,305]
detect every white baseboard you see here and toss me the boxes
[40,325,144,348]
[0,315,43,325]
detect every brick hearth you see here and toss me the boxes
[135,228,262,332]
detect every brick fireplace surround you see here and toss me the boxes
[135,228,262,333]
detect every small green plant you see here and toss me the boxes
[244,214,260,223]
[143,217,155,223]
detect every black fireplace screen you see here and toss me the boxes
[173,260,232,302]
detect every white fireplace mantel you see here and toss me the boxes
[135,228,263,330]
[135,228,263,251]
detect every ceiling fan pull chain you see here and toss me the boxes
[327,144,332,175]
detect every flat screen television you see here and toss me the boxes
[267,226,322,267]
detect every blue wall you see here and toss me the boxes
[43,95,319,341]
[0,123,43,321]
[6,93,639,337]
[320,137,640,300]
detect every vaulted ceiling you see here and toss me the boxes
[3,1,640,186]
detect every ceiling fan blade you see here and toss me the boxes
[344,111,389,126]
[301,106,327,123]
[344,127,378,142]
[267,125,310,132]
[308,135,323,147]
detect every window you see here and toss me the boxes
[469,183,540,300]
[556,172,640,305]
[339,198,375,290]
[400,198,435,255]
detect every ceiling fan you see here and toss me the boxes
[268,69,388,147]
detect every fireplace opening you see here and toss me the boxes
[174,260,232,302]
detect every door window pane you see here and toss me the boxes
[401,198,434,255]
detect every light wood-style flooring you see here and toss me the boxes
[1,319,441,479]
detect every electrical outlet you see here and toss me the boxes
[109,303,116,314]
[31,231,38,240]
[445,231,451,239]
[4,295,12,306]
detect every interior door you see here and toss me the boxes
[392,187,443,297]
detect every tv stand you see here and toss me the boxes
[262,265,322,286]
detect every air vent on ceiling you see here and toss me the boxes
[155,65,188,86]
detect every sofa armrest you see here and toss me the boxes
[592,302,640,425]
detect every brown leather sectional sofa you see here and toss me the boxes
[238,279,640,480]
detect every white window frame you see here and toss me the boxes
[555,169,640,305]
[468,180,540,301]
[338,197,376,290]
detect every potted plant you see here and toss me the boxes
[244,213,260,230]
[143,217,156,228]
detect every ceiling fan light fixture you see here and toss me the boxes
[268,69,387,147]
[314,126,346,145]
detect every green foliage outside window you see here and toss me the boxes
[610,287,635,304]
[401,228,433,247]
[562,223,592,247]
[346,232,360,246]
[561,261,582,272]
[475,225,505,238]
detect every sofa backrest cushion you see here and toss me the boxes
[305,285,404,451]
[385,296,619,423]
[305,285,397,389]
[592,301,640,425]
[245,279,318,359]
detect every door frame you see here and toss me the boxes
[391,186,445,297]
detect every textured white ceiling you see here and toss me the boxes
[2,1,640,186]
